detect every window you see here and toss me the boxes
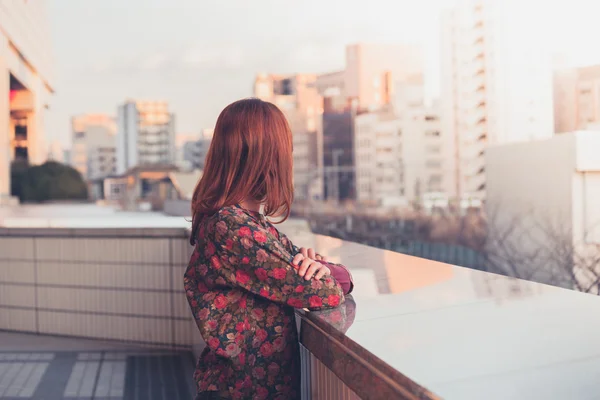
[425,130,441,137]
[426,160,442,168]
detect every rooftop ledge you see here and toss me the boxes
[1,211,599,399]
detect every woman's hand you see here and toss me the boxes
[298,247,327,262]
[292,252,331,280]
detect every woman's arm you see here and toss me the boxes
[272,225,354,295]
[205,209,345,311]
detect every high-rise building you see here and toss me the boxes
[71,114,117,180]
[441,0,554,200]
[0,1,55,204]
[316,43,425,203]
[254,74,323,201]
[116,100,175,174]
[355,85,447,206]
[554,65,600,133]
[344,43,424,112]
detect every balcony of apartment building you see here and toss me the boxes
[2,203,600,399]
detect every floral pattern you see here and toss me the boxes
[184,205,346,399]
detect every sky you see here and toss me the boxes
[46,0,600,149]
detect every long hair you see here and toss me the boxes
[190,98,294,245]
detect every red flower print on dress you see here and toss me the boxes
[294,285,304,293]
[206,320,218,331]
[197,281,208,293]
[241,237,253,249]
[198,308,209,320]
[241,256,250,264]
[226,343,241,357]
[214,294,228,309]
[206,242,217,257]
[260,342,274,357]
[255,328,268,343]
[259,288,269,298]
[225,239,234,250]
[255,386,269,400]
[309,296,323,308]
[255,268,268,282]
[327,294,340,307]
[253,230,268,243]
[256,249,268,262]
[287,298,303,308]
[210,255,221,269]
[236,270,250,285]
[239,226,251,237]
[216,220,228,235]
[273,268,287,280]
[251,308,264,319]
[238,351,246,365]
[311,279,323,289]
[208,337,220,350]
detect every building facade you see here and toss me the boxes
[355,96,446,207]
[254,73,323,201]
[71,114,117,180]
[486,132,600,291]
[441,0,554,200]
[554,65,600,133]
[345,43,424,112]
[116,100,175,174]
[0,0,55,203]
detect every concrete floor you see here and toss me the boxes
[0,332,195,400]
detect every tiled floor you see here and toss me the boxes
[0,333,195,400]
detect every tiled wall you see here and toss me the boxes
[0,228,199,350]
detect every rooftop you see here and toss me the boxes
[2,203,600,399]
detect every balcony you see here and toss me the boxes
[1,204,600,399]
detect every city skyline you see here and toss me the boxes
[47,0,600,149]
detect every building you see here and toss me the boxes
[355,84,447,207]
[47,140,64,163]
[441,0,554,201]
[344,43,423,112]
[71,114,117,180]
[116,100,175,174]
[554,65,600,133]
[176,129,213,172]
[0,1,55,204]
[486,131,600,291]
[315,43,425,203]
[254,74,323,201]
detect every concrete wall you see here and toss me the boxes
[0,227,199,350]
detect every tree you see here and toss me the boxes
[482,207,600,294]
[11,161,88,203]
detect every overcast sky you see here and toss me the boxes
[46,0,600,149]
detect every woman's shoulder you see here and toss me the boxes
[207,205,252,225]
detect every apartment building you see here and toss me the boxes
[0,1,54,203]
[554,64,600,133]
[355,92,446,206]
[116,100,175,174]
[254,73,323,201]
[441,0,554,200]
[315,43,425,203]
[71,114,117,180]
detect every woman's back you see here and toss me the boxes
[184,204,344,399]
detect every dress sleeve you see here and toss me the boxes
[206,210,345,311]
[271,223,354,295]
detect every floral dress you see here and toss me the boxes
[184,205,349,399]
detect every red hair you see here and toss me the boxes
[190,98,294,245]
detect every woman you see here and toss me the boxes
[184,98,354,399]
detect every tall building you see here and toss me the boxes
[345,43,424,112]
[177,130,212,172]
[0,1,55,204]
[71,114,117,180]
[254,74,323,201]
[316,43,425,202]
[441,0,554,200]
[116,100,175,174]
[355,85,447,206]
[554,65,600,133]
